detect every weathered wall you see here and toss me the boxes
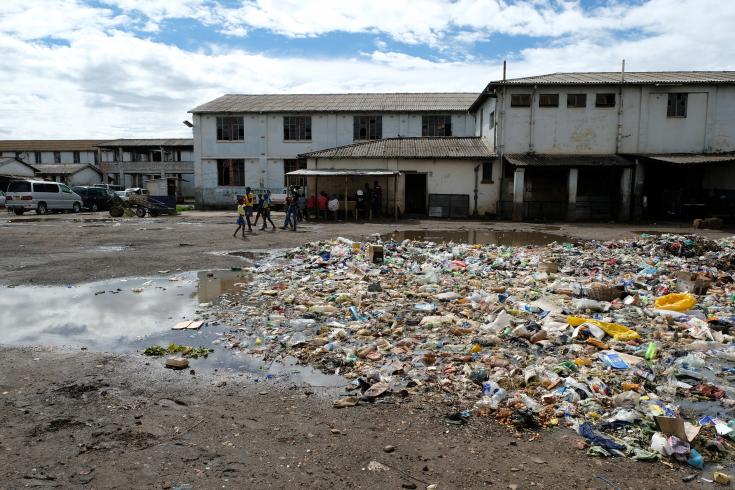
[0,160,36,177]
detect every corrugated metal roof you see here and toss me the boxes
[0,140,104,152]
[639,154,735,165]
[96,139,193,148]
[190,93,478,113]
[504,153,632,167]
[489,71,735,86]
[286,169,400,176]
[302,137,495,160]
[34,164,102,175]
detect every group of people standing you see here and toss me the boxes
[233,181,384,238]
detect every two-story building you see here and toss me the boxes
[189,93,484,209]
[0,140,104,186]
[470,71,735,221]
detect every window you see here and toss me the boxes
[284,158,307,186]
[93,152,98,165]
[353,115,382,140]
[216,116,244,141]
[8,181,31,193]
[538,94,559,107]
[53,152,61,163]
[283,116,312,141]
[60,184,72,194]
[567,94,587,108]
[510,94,531,107]
[489,111,495,129]
[595,93,616,107]
[216,159,245,186]
[422,115,452,136]
[73,151,80,164]
[482,161,493,182]
[667,93,688,117]
[34,152,42,164]
[33,183,59,193]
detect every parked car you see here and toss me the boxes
[0,191,5,208]
[93,183,125,193]
[5,180,83,215]
[72,186,114,212]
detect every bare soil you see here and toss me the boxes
[0,210,730,488]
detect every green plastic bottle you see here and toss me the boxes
[645,342,657,361]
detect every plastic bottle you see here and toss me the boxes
[645,342,657,360]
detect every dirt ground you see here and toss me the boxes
[1,210,732,488]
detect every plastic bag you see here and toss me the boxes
[654,293,696,312]
[568,316,640,341]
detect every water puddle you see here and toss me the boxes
[382,229,567,246]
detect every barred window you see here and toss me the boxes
[510,94,531,107]
[667,93,688,117]
[216,117,244,141]
[538,94,559,107]
[422,115,452,136]
[283,116,312,141]
[353,115,382,140]
[567,94,587,108]
[217,159,245,186]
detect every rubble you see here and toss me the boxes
[204,232,735,468]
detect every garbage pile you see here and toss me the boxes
[207,232,735,471]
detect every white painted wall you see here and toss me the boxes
[0,160,36,177]
[481,85,735,155]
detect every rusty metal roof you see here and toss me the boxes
[0,140,104,152]
[302,137,495,160]
[638,154,735,165]
[190,93,478,114]
[504,153,632,167]
[34,164,102,175]
[96,139,193,148]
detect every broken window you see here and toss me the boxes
[595,93,616,107]
[353,115,382,140]
[34,152,42,164]
[567,94,587,108]
[53,152,61,164]
[217,159,245,186]
[667,93,688,117]
[510,94,531,107]
[422,115,452,136]
[538,94,559,107]
[482,160,493,182]
[216,116,245,141]
[283,116,312,141]
[73,151,80,164]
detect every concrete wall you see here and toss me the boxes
[192,111,476,207]
[0,160,35,177]
[303,157,500,216]
[486,85,735,155]
[0,151,98,165]
[70,167,102,186]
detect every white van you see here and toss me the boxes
[5,180,83,215]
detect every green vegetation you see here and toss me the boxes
[176,204,195,212]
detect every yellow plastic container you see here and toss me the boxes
[568,316,640,341]
[654,293,696,312]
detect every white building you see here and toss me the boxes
[189,93,479,208]
[470,71,735,221]
[0,140,101,166]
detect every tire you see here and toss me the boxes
[13,208,25,216]
[91,203,99,212]
[36,202,48,215]
[109,206,124,218]
[72,202,81,213]
[135,207,147,218]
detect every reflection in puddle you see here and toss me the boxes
[197,270,249,303]
[383,229,567,246]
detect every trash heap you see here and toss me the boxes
[209,233,735,471]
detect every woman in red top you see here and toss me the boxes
[317,192,328,219]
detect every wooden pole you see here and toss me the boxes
[393,173,398,222]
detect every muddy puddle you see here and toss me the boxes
[0,269,342,386]
[383,229,568,246]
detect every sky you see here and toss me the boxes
[1,0,734,139]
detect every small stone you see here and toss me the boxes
[510,467,520,472]
[531,457,546,464]
[330,429,341,435]
[165,357,189,370]
[189,369,196,375]
[383,445,396,453]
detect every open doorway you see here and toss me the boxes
[405,173,427,215]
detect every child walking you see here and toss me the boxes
[233,198,247,238]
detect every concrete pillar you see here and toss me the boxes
[566,167,578,221]
[632,160,645,222]
[619,167,633,222]
[512,167,525,221]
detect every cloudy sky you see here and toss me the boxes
[1,0,734,139]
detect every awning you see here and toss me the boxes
[505,154,632,167]
[286,169,400,176]
[636,154,735,165]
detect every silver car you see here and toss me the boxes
[5,180,83,215]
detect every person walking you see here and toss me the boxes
[243,187,255,232]
[297,191,307,222]
[233,198,247,238]
[328,194,339,220]
[259,190,276,230]
[252,192,264,228]
[282,187,298,231]
[317,192,328,220]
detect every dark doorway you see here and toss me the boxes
[405,173,427,215]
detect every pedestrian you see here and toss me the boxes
[317,191,328,220]
[282,187,298,231]
[243,186,255,231]
[233,198,247,238]
[328,194,339,220]
[259,189,276,230]
[372,180,383,218]
[306,193,316,219]
[356,189,365,220]
[363,183,372,220]
[253,192,264,228]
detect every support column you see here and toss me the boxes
[566,167,578,222]
[619,167,633,222]
[512,168,525,222]
[632,160,645,222]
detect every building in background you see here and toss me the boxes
[96,139,194,200]
[470,71,735,221]
[0,157,38,191]
[189,93,478,208]
[0,140,102,166]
